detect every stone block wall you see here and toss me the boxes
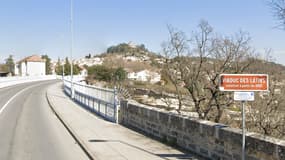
[119,100,285,160]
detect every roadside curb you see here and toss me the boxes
[45,88,95,160]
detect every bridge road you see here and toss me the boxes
[47,82,204,160]
[0,80,88,160]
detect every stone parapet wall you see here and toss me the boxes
[119,100,285,160]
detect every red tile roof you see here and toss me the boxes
[19,55,46,63]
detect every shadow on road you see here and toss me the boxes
[88,139,197,160]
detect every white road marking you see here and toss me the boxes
[0,83,46,116]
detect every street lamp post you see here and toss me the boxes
[70,0,74,98]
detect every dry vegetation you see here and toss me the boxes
[159,21,285,139]
[86,21,285,139]
[102,54,158,72]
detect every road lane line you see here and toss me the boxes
[0,82,48,116]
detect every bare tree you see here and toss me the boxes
[245,51,285,138]
[247,81,285,138]
[162,20,285,137]
[162,20,255,122]
[161,25,189,113]
[263,48,276,62]
[269,0,285,29]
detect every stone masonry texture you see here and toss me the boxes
[119,100,285,160]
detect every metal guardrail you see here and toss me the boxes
[63,79,119,123]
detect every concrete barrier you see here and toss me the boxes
[0,75,58,88]
[120,100,285,160]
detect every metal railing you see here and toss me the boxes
[63,79,119,123]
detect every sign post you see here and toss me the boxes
[234,91,254,160]
[219,74,268,160]
[242,101,245,160]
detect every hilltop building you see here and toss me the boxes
[15,55,46,76]
[74,57,103,67]
[79,66,88,77]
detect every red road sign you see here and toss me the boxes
[219,74,269,91]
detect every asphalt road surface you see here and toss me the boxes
[0,80,88,160]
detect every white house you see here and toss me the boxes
[75,57,103,67]
[15,55,46,76]
[124,56,140,62]
[127,69,161,84]
[79,66,88,77]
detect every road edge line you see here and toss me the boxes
[45,88,95,160]
[0,84,41,115]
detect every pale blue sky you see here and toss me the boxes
[0,0,284,64]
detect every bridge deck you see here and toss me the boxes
[47,82,203,160]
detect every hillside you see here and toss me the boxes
[247,59,285,80]
[82,43,285,91]
[96,42,163,72]
[80,43,285,138]
[104,42,155,56]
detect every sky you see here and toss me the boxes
[0,0,285,64]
